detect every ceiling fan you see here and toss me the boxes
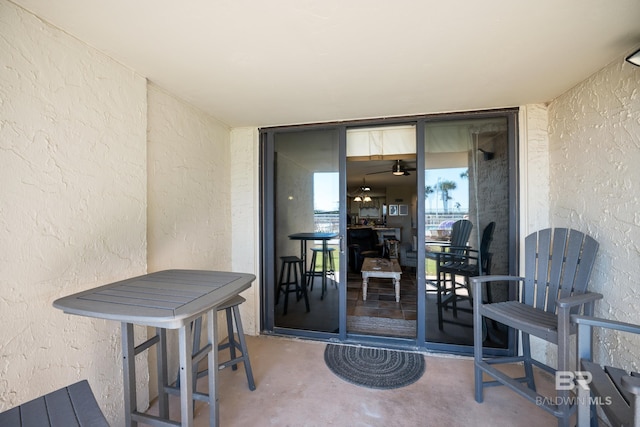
[367,159,417,176]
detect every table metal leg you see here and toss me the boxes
[300,240,307,290]
[178,324,194,426]
[321,240,327,299]
[191,317,202,401]
[122,323,137,427]
[156,328,169,420]
[207,308,219,426]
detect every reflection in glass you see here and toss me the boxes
[273,129,340,333]
[424,118,510,348]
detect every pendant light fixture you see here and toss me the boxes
[353,178,372,202]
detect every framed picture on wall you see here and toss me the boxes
[399,204,408,216]
[388,205,398,216]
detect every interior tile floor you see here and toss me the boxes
[143,335,560,426]
[348,272,417,319]
[274,266,501,347]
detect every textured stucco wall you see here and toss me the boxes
[230,127,260,334]
[147,83,232,273]
[519,104,551,234]
[0,1,148,424]
[518,104,552,363]
[548,58,640,371]
[146,83,235,393]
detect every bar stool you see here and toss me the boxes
[178,295,256,396]
[276,255,309,315]
[306,247,337,293]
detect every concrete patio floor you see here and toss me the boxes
[144,335,559,426]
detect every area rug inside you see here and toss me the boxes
[324,344,425,389]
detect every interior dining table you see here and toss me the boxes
[53,269,255,427]
[288,232,338,299]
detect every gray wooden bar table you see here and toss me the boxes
[53,269,255,427]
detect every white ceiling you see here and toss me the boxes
[11,0,640,128]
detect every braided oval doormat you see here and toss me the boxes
[324,344,425,389]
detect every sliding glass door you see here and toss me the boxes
[263,127,344,336]
[261,109,517,354]
[422,116,513,350]
[345,125,417,339]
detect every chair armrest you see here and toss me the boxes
[471,275,525,303]
[440,245,472,256]
[470,275,524,285]
[444,244,471,251]
[447,248,482,263]
[556,292,603,309]
[572,315,640,335]
[622,376,640,396]
[556,294,604,371]
[427,244,469,254]
[432,246,472,263]
[573,314,640,370]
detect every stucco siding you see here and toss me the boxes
[548,58,640,370]
[147,83,232,273]
[146,83,234,396]
[0,1,148,424]
[230,127,260,334]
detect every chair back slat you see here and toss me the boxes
[547,228,571,312]
[450,219,473,256]
[532,229,554,309]
[523,228,599,313]
[556,230,584,300]
[523,231,537,305]
[575,232,600,293]
[568,233,599,306]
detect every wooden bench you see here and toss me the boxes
[573,315,640,427]
[0,380,108,426]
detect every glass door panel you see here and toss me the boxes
[423,117,510,348]
[273,129,340,333]
[345,125,417,338]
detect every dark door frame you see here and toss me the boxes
[260,108,519,356]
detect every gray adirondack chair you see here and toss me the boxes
[427,219,473,259]
[427,219,473,268]
[472,228,602,427]
[0,380,108,426]
[427,219,473,325]
[438,221,495,330]
[573,315,640,427]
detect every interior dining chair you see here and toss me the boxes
[347,227,383,272]
[437,221,495,330]
[471,228,602,427]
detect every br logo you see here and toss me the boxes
[555,371,592,391]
